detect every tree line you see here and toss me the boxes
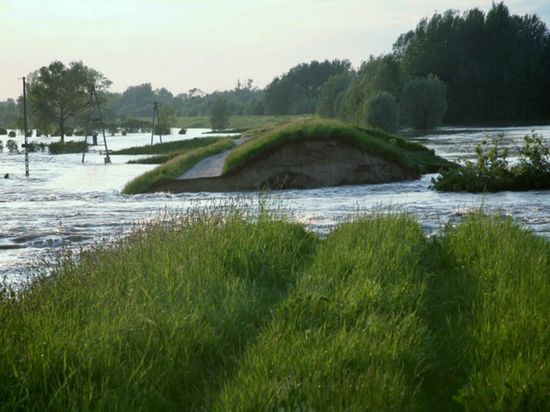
[1,2,548,134]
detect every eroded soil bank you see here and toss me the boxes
[151,139,419,192]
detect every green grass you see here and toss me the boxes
[0,207,318,411]
[1,210,550,410]
[223,118,451,174]
[48,140,88,154]
[216,215,432,410]
[122,139,234,194]
[175,115,312,130]
[111,136,226,156]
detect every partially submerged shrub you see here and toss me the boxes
[178,128,187,135]
[433,132,550,192]
[6,139,19,153]
[8,131,16,138]
[48,140,88,155]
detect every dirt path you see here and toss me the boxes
[178,136,249,180]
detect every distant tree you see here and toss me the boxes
[28,61,111,142]
[338,55,401,123]
[317,72,353,118]
[264,59,352,115]
[157,103,176,135]
[209,96,230,130]
[395,3,550,122]
[401,75,447,130]
[363,92,400,132]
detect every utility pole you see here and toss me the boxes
[86,84,111,164]
[151,102,162,145]
[22,77,29,177]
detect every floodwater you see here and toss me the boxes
[1,126,549,285]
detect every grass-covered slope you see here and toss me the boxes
[1,210,549,410]
[223,119,451,174]
[111,136,226,156]
[122,138,234,194]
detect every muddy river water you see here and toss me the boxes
[1,126,549,285]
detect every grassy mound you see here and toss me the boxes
[223,119,451,174]
[122,139,234,194]
[2,210,549,410]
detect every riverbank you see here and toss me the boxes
[1,210,549,410]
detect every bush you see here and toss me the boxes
[0,127,7,135]
[0,141,3,151]
[8,131,16,138]
[432,132,550,192]
[48,140,88,155]
[363,91,400,132]
[178,128,187,135]
[24,142,48,152]
[401,74,447,130]
[6,139,19,153]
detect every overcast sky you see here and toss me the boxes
[1,0,549,100]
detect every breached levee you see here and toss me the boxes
[152,139,418,192]
[130,119,453,194]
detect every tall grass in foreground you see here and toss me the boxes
[122,139,234,194]
[431,215,550,410]
[0,208,318,411]
[1,210,549,410]
[216,215,432,410]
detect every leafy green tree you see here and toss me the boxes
[363,92,400,132]
[157,104,176,135]
[338,55,401,123]
[28,61,111,142]
[264,59,351,115]
[395,3,550,123]
[209,96,230,130]
[401,75,447,130]
[317,72,353,118]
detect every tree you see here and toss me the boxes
[401,75,447,130]
[264,59,351,115]
[209,96,230,130]
[28,61,111,142]
[363,92,400,132]
[317,72,353,118]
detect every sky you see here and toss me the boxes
[1,0,549,100]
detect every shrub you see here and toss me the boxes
[6,139,19,153]
[48,140,88,155]
[178,128,187,135]
[8,131,16,138]
[432,132,550,192]
[363,91,400,132]
[401,74,447,130]
[0,140,3,151]
[0,127,7,135]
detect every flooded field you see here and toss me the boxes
[1,126,549,284]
